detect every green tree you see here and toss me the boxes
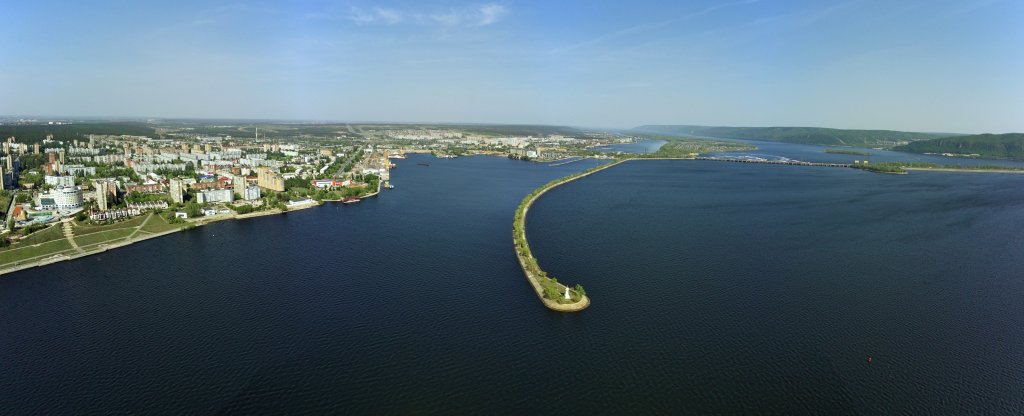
[184,202,202,218]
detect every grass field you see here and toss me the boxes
[0,239,75,266]
[73,214,150,236]
[140,215,182,234]
[12,223,67,247]
[74,228,135,248]
[1,212,186,273]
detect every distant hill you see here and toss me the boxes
[893,133,1024,160]
[631,125,952,148]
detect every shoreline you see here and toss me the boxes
[902,167,1024,174]
[0,225,186,276]
[0,198,326,277]
[0,180,385,277]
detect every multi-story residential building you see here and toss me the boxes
[233,174,248,197]
[256,167,284,192]
[60,165,97,176]
[124,182,165,194]
[243,186,261,201]
[94,180,113,210]
[168,178,185,204]
[44,175,76,187]
[196,188,234,204]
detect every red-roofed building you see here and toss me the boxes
[11,205,27,221]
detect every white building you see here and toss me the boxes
[168,178,185,204]
[243,185,261,201]
[94,180,115,211]
[44,175,75,187]
[196,188,234,204]
[38,185,84,211]
[60,165,97,176]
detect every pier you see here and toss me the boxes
[548,157,587,167]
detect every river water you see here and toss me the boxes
[2,151,1022,414]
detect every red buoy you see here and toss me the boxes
[867,356,873,363]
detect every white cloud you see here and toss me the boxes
[429,11,463,26]
[347,7,403,24]
[348,7,376,23]
[476,4,508,26]
[374,8,403,25]
[346,3,506,27]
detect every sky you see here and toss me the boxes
[2,0,1022,133]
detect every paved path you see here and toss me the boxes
[62,220,84,253]
[127,214,153,239]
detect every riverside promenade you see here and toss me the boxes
[514,159,629,312]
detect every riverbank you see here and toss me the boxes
[513,159,630,312]
[903,167,1024,174]
[0,199,329,277]
[0,223,186,276]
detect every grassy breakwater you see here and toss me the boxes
[851,161,1024,174]
[513,159,626,311]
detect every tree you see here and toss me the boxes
[184,202,202,218]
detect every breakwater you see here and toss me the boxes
[513,159,626,312]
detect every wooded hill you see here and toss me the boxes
[631,125,952,148]
[894,133,1024,160]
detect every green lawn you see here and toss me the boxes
[74,228,135,248]
[73,214,150,236]
[0,239,74,267]
[13,223,67,246]
[140,215,183,234]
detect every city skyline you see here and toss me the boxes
[4,0,1022,133]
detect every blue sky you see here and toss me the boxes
[2,0,1022,132]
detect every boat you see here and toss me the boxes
[417,163,429,166]
[342,196,361,204]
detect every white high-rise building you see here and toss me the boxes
[94,180,113,211]
[169,178,185,204]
